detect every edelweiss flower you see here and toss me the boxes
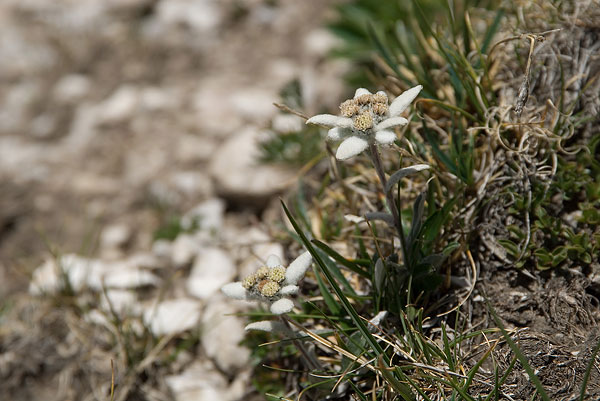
[306,85,423,160]
[221,252,312,315]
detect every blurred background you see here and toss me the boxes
[0,0,345,400]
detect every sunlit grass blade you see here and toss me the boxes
[281,200,387,359]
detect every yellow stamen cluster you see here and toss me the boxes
[373,92,388,104]
[372,102,388,115]
[353,112,374,131]
[255,266,269,279]
[268,266,286,283]
[242,274,257,289]
[241,264,287,296]
[356,94,373,105]
[259,280,280,297]
[340,99,359,117]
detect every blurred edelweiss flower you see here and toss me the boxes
[306,85,423,160]
[221,252,312,318]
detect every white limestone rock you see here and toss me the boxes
[144,298,202,336]
[187,247,236,299]
[201,298,250,371]
[209,127,295,200]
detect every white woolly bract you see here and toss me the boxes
[245,320,288,333]
[270,298,294,314]
[306,114,353,128]
[327,127,350,141]
[354,88,371,98]
[221,282,248,300]
[388,85,423,117]
[284,251,312,285]
[375,130,397,145]
[279,285,299,295]
[335,136,369,161]
[375,116,408,131]
[266,254,282,268]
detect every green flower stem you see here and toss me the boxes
[369,142,409,267]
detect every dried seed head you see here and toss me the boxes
[259,280,280,297]
[356,94,373,105]
[353,112,374,131]
[340,99,359,117]
[242,273,257,289]
[268,266,286,283]
[372,102,388,115]
[373,92,388,104]
[255,266,269,279]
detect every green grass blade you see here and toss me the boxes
[488,302,551,401]
[281,200,386,359]
[312,239,370,278]
[481,9,504,54]
[579,336,600,401]
[314,247,358,296]
[313,266,342,315]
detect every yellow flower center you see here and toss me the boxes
[353,112,374,131]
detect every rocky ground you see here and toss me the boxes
[0,0,346,399]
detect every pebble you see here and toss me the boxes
[187,247,236,299]
[201,298,250,371]
[143,298,202,336]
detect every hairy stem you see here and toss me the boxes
[369,143,409,267]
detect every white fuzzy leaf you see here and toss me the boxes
[335,136,369,161]
[384,164,430,194]
[270,298,294,314]
[389,85,423,116]
[221,282,248,300]
[375,116,408,131]
[306,114,353,128]
[266,254,282,268]
[284,251,312,285]
[374,130,397,145]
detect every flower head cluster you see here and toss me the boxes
[306,85,423,160]
[221,252,312,315]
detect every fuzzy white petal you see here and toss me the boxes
[266,255,282,268]
[327,127,351,141]
[221,282,248,300]
[306,114,353,128]
[389,85,423,117]
[270,298,294,314]
[335,136,369,161]
[284,251,312,285]
[375,116,409,131]
[245,320,288,333]
[354,88,372,98]
[279,285,299,295]
[375,130,397,145]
